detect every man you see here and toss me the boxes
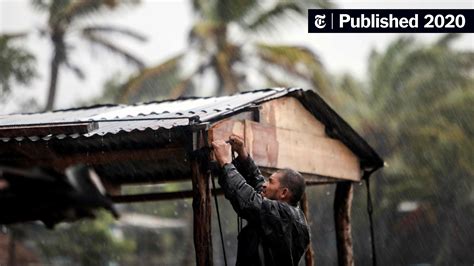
[212,135,310,266]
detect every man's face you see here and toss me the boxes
[261,172,286,201]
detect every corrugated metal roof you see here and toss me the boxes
[0,88,294,142]
[0,87,383,170]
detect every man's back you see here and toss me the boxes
[218,157,310,266]
[236,199,310,266]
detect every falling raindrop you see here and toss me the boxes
[101,136,105,155]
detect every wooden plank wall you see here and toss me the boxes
[209,97,362,182]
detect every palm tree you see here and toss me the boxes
[115,0,332,103]
[32,0,147,111]
[0,33,37,101]
[336,34,474,265]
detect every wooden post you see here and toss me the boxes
[191,159,213,266]
[301,192,315,266]
[334,181,354,266]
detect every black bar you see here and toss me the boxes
[309,9,474,33]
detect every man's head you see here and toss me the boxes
[261,168,306,206]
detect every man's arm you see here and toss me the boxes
[228,135,265,192]
[233,155,265,192]
[212,140,263,223]
[218,163,264,222]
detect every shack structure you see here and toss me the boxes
[0,88,383,265]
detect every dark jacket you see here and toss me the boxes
[218,156,310,266]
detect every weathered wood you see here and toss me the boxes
[208,119,245,143]
[260,97,326,136]
[334,182,354,266]
[191,159,213,266]
[209,119,361,181]
[301,192,315,266]
[111,187,224,203]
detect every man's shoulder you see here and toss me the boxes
[261,200,305,221]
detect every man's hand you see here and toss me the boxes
[228,134,248,160]
[212,140,232,167]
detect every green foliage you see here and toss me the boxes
[0,34,37,100]
[336,34,474,265]
[38,211,135,266]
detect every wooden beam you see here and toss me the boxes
[334,182,354,266]
[191,158,213,266]
[301,192,315,266]
[111,188,224,203]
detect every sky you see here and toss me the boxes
[0,0,473,113]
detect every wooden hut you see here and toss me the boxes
[0,88,383,265]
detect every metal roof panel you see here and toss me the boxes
[0,88,289,141]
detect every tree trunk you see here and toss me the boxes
[45,32,64,111]
[334,182,354,266]
[213,25,239,96]
[191,159,213,266]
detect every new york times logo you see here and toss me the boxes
[314,14,326,29]
[308,9,474,33]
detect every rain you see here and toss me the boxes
[0,1,473,266]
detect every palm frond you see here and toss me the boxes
[191,0,204,14]
[82,29,145,69]
[436,33,460,47]
[259,69,291,88]
[62,0,103,18]
[0,35,37,95]
[188,21,220,44]
[245,0,334,32]
[119,54,183,102]
[256,43,331,95]
[82,26,147,42]
[168,76,194,99]
[298,0,335,9]
[0,32,28,41]
[60,0,138,25]
[368,36,416,100]
[31,0,50,11]
[246,2,301,31]
[64,60,85,80]
[257,43,322,67]
[216,0,258,23]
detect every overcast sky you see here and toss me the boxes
[0,0,472,113]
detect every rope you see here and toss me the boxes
[211,173,228,266]
[365,174,377,266]
[230,149,243,234]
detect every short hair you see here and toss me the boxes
[277,168,306,206]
